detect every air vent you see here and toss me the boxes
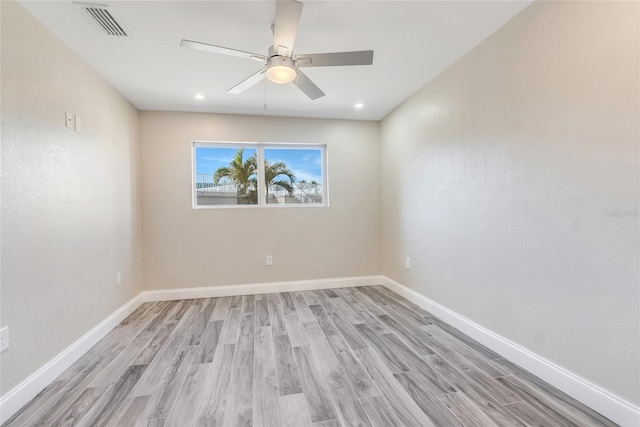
[75,2,129,37]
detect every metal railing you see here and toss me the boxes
[195,174,237,192]
[270,183,323,204]
[196,174,322,204]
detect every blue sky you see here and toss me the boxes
[195,146,322,183]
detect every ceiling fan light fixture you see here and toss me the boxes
[267,66,296,84]
[266,56,297,84]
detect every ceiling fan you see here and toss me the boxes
[180,0,374,100]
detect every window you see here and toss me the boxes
[193,142,327,208]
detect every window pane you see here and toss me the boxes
[264,147,323,205]
[195,146,258,206]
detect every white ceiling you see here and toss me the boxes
[19,0,532,121]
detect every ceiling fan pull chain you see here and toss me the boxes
[296,74,300,111]
[264,80,267,110]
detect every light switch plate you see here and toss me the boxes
[74,115,82,133]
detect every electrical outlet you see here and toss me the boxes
[266,255,273,266]
[116,272,122,286]
[0,327,9,352]
[405,257,411,269]
[65,111,74,129]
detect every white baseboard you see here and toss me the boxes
[382,276,640,427]
[141,275,383,302]
[0,293,145,425]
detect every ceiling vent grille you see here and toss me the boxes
[75,2,129,37]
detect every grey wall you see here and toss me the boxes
[139,112,381,290]
[380,0,639,405]
[0,1,143,394]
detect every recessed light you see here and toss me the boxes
[355,103,364,109]
[194,94,205,100]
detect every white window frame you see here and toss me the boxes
[192,141,329,209]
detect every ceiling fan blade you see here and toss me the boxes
[273,0,303,57]
[181,39,266,62]
[296,51,374,67]
[227,68,268,94]
[293,70,325,100]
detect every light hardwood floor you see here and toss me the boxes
[4,286,617,427]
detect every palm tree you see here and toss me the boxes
[213,149,257,203]
[213,149,296,204]
[265,160,296,201]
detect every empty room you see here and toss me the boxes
[1,0,638,426]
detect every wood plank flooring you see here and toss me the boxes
[3,286,618,427]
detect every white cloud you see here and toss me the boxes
[293,169,321,183]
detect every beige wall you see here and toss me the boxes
[380,0,639,405]
[139,112,380,290]
[0,1,143,394]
